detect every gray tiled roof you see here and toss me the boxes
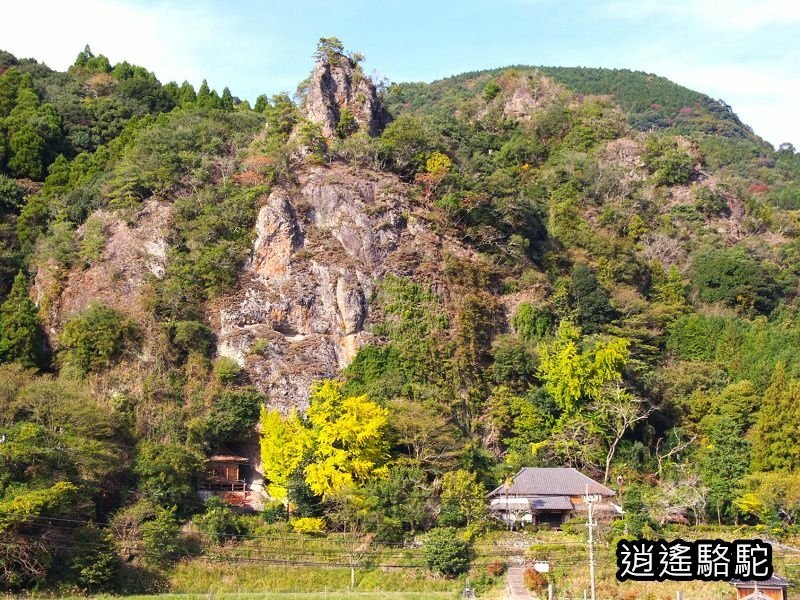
[529,495,574,510]
[731,575,791,588]
[489,468,615,497]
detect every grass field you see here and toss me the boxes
[84,594,461,600]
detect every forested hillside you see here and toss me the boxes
[1,38,799,595]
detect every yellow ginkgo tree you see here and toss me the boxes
[536,320,630,414]
[259,407,310,502]
[260,380,389,502]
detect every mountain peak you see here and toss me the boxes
[302,37,389,138]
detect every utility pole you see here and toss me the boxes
[584,485,600,600]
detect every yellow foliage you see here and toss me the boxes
[536,320,630,413]
[259,407,310,502]
[425,151,452,176]
[290,516,326,534]
[304,380,389,498]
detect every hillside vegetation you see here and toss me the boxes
[0,38,799,596]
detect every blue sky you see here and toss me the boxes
[2,0,799,147]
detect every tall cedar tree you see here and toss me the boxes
[0,271,42,368]
[751,365,800,472]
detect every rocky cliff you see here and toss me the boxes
[303,52,389,138]
[214,163,472,411]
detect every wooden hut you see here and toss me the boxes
[203,450,248,491]
[730,576,791,600]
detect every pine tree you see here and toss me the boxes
[196,79,211,108]
[220,87,234,111]
[254,94,268,113]
[178,81,196,107]
[0,271,42,368]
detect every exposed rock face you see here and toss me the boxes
[33,200,171,338]
[33,164,478,413]
[501,73,565,120]
[215,163,461,412]
[303,54,390,138]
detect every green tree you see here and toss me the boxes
[133,441,201,509]
[336,108,357,138]
[220,87,234,111]
[314,37,346,63]
[254,94,268,113]
[536,321,630,414]
[142,505,181,566]
[69,526,118,592]
[58,303,138,375]
[379,115,438,178]
[0,272,42,368]
[0,175,23,210]
[701,415,749,524]
[751,366,800,472]
[569,263,616,332]
[511,303,553,342]
[438,469,488,527]
[203,388,263,446]
[362,464,431,540]
[0,67,22,119]
[692,248,782,315]
[422,527,470,577]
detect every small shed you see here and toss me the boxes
[203,450,248,491]
[731,576,791,600]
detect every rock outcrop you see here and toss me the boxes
[34,200,171,338]
[303,52,390,138]
[214,162,466,412]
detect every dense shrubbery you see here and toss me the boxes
[422,527,471,577]
[691,247,784,315]
[58,303,139,375]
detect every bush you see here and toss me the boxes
[0,175,23,210]
[290,517,326,535]
[171,320,215,357]
[58,303,139,375]
[486,560,507,577]
[78,215,106,267]
[262,501,288,524]
[560,515,588,536]
[523,567,547,592]
[422,527,470,577]
[213,356,241,384]
[142,506,182,566]
[70,526,119,592]
[250,338,269,356]
[195,496,246,543]
[204,388,263,447]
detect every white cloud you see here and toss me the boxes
[605,0,800,31]
[0,0,230,88]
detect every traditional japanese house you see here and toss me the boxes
[488,467,619,527]
[730,576,791,600]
